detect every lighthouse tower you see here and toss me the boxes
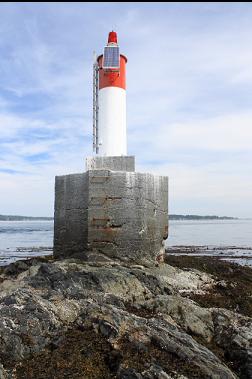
[93,31,127,156]
[54,31,168,266]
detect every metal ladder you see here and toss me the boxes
[93,52,99,154]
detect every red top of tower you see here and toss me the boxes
[108,31,118,44]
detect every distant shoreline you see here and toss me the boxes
[0,215,53,221]
[169,214,238,220]
[0,214,238,221]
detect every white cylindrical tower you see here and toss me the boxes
[96,31,127,156]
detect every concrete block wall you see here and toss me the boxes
[86,156,135,172]
[87,170,168,265]
[54,173,89,258]
[54,169,168,266]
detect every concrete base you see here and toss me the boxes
[86,156,135,172]
[54,168,168,266]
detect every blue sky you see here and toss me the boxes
[0,2,252,217]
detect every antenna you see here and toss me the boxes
[93,51,99,154]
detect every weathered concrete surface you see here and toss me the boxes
[87,170,168,266]
[0,257,249,378]
[54,173,89,257]
[54,170,168,266]
[86,155,135,172]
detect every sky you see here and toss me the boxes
[0,2,252,217]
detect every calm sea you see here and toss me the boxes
[0,219,251,266]
[0,221,53,266]
[167,219,252,247]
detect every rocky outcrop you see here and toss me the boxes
[0,257,251,378]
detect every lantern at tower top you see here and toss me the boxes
[108,31,118,44]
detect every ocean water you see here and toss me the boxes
[166,219,252,267]
[0,219,251,266]
[166,219,252,247]
[0,221,53,266]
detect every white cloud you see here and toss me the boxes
[160,112,252,152]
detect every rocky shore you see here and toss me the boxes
[0,252,251,378]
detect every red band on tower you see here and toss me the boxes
[97,55,127,90]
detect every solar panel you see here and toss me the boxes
[103,46,120,69]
